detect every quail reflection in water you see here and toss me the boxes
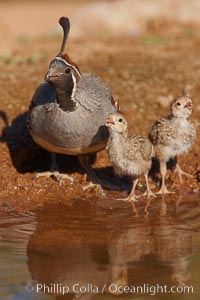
[27,197,195,299]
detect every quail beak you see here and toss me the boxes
[45,71,59,82]
[105,118,115,127]
[184,102,193,109]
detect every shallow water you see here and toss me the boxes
[1,195,200,300]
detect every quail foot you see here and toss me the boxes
[34,152,74,186]
[27,17,118,194]
[106,112,155,202]
[149,93,196,194]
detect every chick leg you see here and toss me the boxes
[118,178,139,202]
[157,161,175,194]
[35,152,74,185]
[175,160,193,183]
[143,172,156,198]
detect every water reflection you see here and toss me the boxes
[26,196,198,299]
[0,212,36,299]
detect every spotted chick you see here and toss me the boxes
[149,93,196,194]
[106,112,155,202]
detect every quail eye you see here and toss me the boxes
[118,118,123,123]
[176,102,181,106]
[65,68,71,74]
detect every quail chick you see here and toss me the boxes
[106,112,155,202]
[27,17,118,191]
[149,94,196,194]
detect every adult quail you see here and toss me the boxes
[106,112,155,202]
[149,93,196,194]
[27,17,118,190]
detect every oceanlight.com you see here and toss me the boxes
[25,282,194,296]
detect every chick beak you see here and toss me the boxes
[184,102,193,109]
[106,118,115,127]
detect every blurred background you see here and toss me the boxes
[1,0,200,52]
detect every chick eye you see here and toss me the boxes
[118,118,123,123]
[65,68,71,74]
[176,102,181,106]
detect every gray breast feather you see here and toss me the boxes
[28,74,116,151]
[75,73,113,112]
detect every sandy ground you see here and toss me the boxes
[0,0,200,215]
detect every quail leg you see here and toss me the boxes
[78,154,107,197]
[142,172,156,199]
[78,154,121,196]
[35,152,75,185]
[174,161,193,183]
[157,161,175,194]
